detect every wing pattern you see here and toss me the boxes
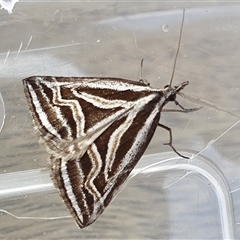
[23,76,166,228]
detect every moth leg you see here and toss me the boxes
[174,100,201,113]
[158,123,189,159]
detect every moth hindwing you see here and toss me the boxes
[22,76,196,228]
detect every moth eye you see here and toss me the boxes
[168,94,176,101]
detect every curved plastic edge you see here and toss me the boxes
[0,152,236,239]
[130,152,236,239]
[0,91,5,133]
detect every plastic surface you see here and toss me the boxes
[0,1,240,239]
[0,153,236,238]
[0,92,5,132]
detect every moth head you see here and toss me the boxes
[164,81,189,102]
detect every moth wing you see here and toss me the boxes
[23,76,164,228]
[49,92,162,228]
[23,76,137,159]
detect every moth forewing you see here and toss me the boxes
[23,77,147,160]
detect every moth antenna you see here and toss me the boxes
[141,59,144,79]
[169,9,185,87]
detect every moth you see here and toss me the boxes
[22,10,200,228]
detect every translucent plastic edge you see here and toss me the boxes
[0,91,5,133]
[0,152,236,239]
